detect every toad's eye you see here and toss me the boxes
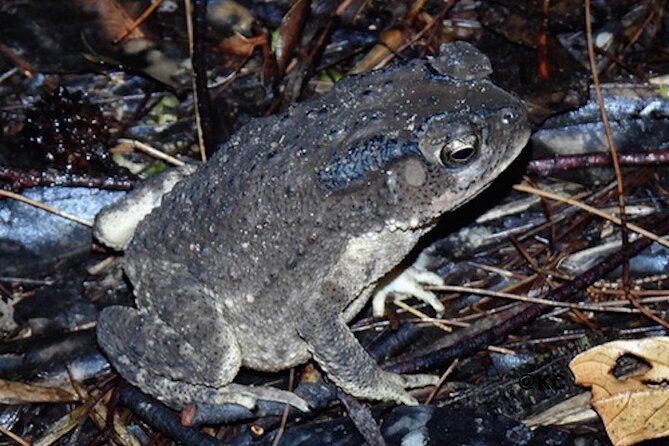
[438,134,479,167]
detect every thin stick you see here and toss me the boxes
[117,138,185,167]
[393,299,453,332]
[433,285,647,314]
[114,0,164,43]
[0,190,93,227]
[424,359,458,405]
[585,0,631,296]
[513,183,669,248]
[0,426,30,446]
[271,368,295,446]
[184,0,208,162]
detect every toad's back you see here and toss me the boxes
[125,47,528,316]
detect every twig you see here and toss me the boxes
[118,385,222,446]
[0,426,30,446]
[585,0,631,299]
[527,149,669,176]
[424,359,458,405]
[513,183,669,248]
[0,42,57,89]
[0,190,93,227]
[0,166,133,191]
[117,138,185,167]
[271,368,295,446]
[337,391,385,446]
[392,300,452,332]
[432,285,655,314]
[0,67,18,84]
[185,0,211,161]
[114,0,164,44]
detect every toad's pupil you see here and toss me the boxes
[450,146,475,162]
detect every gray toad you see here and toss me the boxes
[95,42,530,412]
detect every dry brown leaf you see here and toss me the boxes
[33,403,92,446]
[75,0,149,42]
[570,337,669,446]
[592,390,669,446]
[218,33,266,58]
[0,379,78,404]
[275,0,309,76]
[34,382,140,446]
[348,27,410,75]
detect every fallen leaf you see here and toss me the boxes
[218,33,267,58]
[570,337,669,446]
[0,379,78,404]
[348,27,410,75]
[274,0,309,76]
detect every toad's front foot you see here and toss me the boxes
[340,370,439,406]
[372,264,445,317]
[298,311,438,406]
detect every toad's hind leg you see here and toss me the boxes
[97,294,308,411]
[297,307,438,406]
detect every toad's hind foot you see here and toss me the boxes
[129,377,310,413]
[97,304,309,413]
[334,370,438,406]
